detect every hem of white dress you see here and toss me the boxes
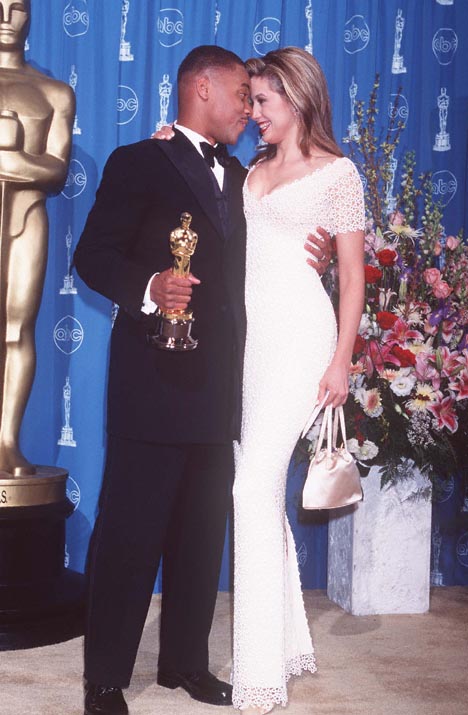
[233,652,317,710]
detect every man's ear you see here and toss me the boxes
[195,75,210,101]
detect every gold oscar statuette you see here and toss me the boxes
[0,0,75,504]
[150,212,199,351]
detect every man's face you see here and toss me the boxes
[0,0,29,49]
[204,65,252,146]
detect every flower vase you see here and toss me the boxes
[327,463,432,615]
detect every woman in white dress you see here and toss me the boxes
[232,48,365,713]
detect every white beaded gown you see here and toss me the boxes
[232,157,365,710]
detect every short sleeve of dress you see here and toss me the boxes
[326,158,365,235]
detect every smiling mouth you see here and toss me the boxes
[257,121,271,135]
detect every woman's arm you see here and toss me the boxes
[317,229,364,407]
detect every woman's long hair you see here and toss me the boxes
[246,47,343,165]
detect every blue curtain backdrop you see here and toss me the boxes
[20,0,468,591]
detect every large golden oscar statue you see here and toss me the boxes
[0,0,84,650]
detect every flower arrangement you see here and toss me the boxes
[307,78,468,485]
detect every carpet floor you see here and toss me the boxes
[1,587,467,715]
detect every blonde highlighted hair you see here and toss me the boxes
[246,47,343,164]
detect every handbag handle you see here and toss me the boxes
[301,390,330,439]
[306,403,348,459]
[313,404,333,460]
[332,406,348,449]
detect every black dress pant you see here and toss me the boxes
[84,435,234,687]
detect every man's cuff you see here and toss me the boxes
[141,272,159,314]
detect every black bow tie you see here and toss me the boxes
[200,141,231,168]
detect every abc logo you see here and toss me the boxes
[388,93,409,131]
[358,172,368,191]
[297,542,308,568]
[431,170,457,208]
[53,316,84,355]
[63,1,90,38]
[456,531,468,568]
[344,15,370,54]
[432,28,458,65]
[66,476,81,511]
[432,474,454,503]
[157,8,184,48]
[253,17,281,56]
[117,85,139,125]
[62,158,87,200]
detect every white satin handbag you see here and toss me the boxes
[301,395,363,510]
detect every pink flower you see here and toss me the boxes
[446,235,460,250]
[415,352,441,389]
[441,319,456,344]
[423,268,441,286]
[449,369,468,400]
[385,318,424,347]
[433,241,443,257]
[424,320,438,337]
[432,280,452,299]
[436,346,464,378]
[389,211,405,226]
[427,396,458,433]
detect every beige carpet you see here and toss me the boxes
[1,587,467,715]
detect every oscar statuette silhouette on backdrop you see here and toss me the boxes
[0,0,84,650]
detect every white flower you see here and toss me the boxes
[347,438,379,460]
[378,287,397,311]
[355,387,383,417]
[390,371,417,396]
[359,313,379,337]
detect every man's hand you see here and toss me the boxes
[150,269,200,312]
[305,227,333,276]
[151,125,175,141]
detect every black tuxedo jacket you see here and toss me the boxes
[74,131,247,444]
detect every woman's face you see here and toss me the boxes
[250,75,297,145]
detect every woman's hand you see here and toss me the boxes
[151,125,175,140]
[316,359,350,408]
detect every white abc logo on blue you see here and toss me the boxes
[253,17,281,56]
[62,158,87,199]
[432,474,455,503]
[388,93,409,131]
[431,170,457,207]
[53,316,84,355]
[344,15,370,54]
[117,85,139,125]
[456,532,468,568]
[297,542,308,568]
[66,476,81,511]
[157,8,184,47]
[432,28,458,65]
[63,0,90,38]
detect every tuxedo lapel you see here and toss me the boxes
[155,130,225,240]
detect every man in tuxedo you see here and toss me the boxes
[74,45,330,715]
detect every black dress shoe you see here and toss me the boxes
[84,683,129,715]
[157,669,232,706]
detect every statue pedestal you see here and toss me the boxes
[327,465,432,615]
[0,468,85,650]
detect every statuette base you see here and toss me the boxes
[0,466,68,508]
[148,313,198,351]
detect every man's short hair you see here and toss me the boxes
[177,45,244,85]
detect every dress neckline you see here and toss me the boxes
[245,156,343,201]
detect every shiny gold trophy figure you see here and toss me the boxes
[152,212,199,351]
[0,0,83,650]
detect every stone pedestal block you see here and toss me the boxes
[327,464,432,615]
